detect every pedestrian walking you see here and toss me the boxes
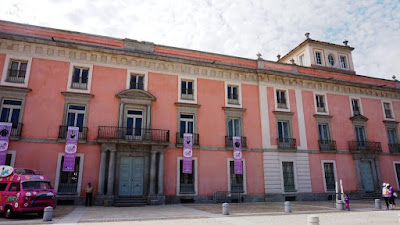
[344,194,350,211]
[85,182,93,207]
[382,183,389,209]
[387,184,396,210]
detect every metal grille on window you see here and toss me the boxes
[58,156,80,193]
[282,162,295,192]
[180,160,195,193]
[324,163,335,191]
[230,161,244,193]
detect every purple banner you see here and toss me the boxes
[63,126,79,172]
[232,136,243,174]
[182,133,193,174]
[0,123,12,166]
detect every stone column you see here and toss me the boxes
[98,148,107,195]
[106,150,116,195]
[157,152,164,195]
[149,150,157,195]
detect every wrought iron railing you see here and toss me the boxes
[348,141,382,152]
[389,143,400,153]
[318,140,337,151]
[129,82,144,90]
[317,106,326,112]
[225,136,247,148]
[98,126,170,143]
[176,133,199,146]
[58,126,88,141]
[9,123,22,138]
[227,94,239,105]
[71,81,88,90]
[181,88,194,100]
[277,102,287,109]
[277,138,297,149]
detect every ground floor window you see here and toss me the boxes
[282,161,295,192]
[229,160,244,193]
[179,159,195,194]
[395,163,400,188]
[323,162,336,192]
[56,154,83,194]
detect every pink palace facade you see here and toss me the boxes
[0,20,400,205]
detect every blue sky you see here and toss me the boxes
[0,0,399,80]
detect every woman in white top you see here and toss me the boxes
[382,183,389,210]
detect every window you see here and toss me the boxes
[129,74,144,90]
[278,121,290,140]
[315,52,322,65]
[355,126,366,143]
[227,86,239,105]
[327,54,335,66]
[58,156,81,193]
[0,183,8,191]
[181,80,194,100]
[6,60,27,83]
[126,110,143,136]
[227,118,241,137]
[71,67,89,90]
[229,161,244,193]
[318,123,330,141]
[323,162,336,192]
[316,95,326,112]
[179,114,194,135]
[299,54,305,66]
[67,105,85,130]
[395,163,400,188]
[340,56,348,69]
[0,99,21,128]
[179,159,195,194]
[351,99,361,115]
[282,162,295,192]
[276,90,287,109]
[388,128,398,144]
[8,183,20,192]
[383,103,393,119]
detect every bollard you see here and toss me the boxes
[222,203,229,215]
[336,200,345,210]
[284,201,291,213]
[43,206,53,221]
[375,199,382,209]
[307,215,319,225]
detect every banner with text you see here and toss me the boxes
[232,136,243,174]
[63,126,79,172]
[182,133,193,174]
[0,122,12,166]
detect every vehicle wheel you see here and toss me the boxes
[4,206,13,219]
[37,210,44,218]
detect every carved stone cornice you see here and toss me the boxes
[174,102,201,108]
[116,89,156,101]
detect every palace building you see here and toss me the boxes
[0,20,399,205]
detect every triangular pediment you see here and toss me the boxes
[116,89,156,101]
[350,114,368,121]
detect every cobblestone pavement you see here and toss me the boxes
[0,200,398,224]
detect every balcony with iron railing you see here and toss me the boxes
[389,143,400,154]
[6,69,26,83]
[58,125,88,142]
[225,136,247,148]
[97,126,169,144]
[348,141,382,153]
[277,138,297,150]
[176,132,199,146]
[181,88,194,100]
[8,123,22,140]
[318,140,337,152]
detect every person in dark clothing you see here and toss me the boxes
[85,182,93,206]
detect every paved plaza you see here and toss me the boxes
[0,200,398,225]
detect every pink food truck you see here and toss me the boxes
[0,166,56,218]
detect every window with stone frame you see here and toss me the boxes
[323,162,336,191]
[351,99,361,115]
[129,74,144,90]
[0,99,22,128]
[58,156,81,193]
[316,95,326,112]
[282,161,296,192]
[6,59,27,83]
[340,55,348,69]
[315,52,322,65]
[383,102,393,119]
[276,90,287,109]
[229,160,244,193]
[227,85,239,105]
[71,66,89,90]
[181,80,194,100]
[176,103,199,146]
[179,159,195,194]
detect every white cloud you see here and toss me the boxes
[0,0,399,80]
